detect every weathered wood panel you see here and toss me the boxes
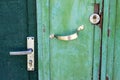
[112,0,120,80]
[101,0,109,79]
[37,0,102,80]
[106,0,116,80]
[50,0,94,80]
[101,0,120,80]
[93,0,103,80]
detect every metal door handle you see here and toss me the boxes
[9,48,33,55]
[9,37,34,71]
[50,25,84,41]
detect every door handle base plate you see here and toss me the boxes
[27,37,34,71]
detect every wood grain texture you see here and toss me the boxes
[112,0,120,80]
[93,0,103,80]
[101,0,120,80]
[36,0,44,80]
[106,0,116,80]
[37,0,51,80]
[100,0,109,80]
[50,1,94,80]
[37,0,102,80]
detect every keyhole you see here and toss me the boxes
[93,15,97,22]
[29,60,32,67]
[93,15,97,19]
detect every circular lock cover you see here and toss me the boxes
[89,13,100,24]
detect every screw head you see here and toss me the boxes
[50,34,55,39]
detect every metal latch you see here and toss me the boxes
[90,3,101,25]
[9,37,34,71]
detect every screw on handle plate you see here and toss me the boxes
[50,25,84,41]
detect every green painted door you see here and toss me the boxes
[0,0,38,80]
[49,1,94,80]
[101,0,120,80]
[37,0,102,80]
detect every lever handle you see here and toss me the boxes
[50,25,84,41]
[9,48,33,55]
[9,37,34,71]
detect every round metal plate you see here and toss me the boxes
[90,13,100,24]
